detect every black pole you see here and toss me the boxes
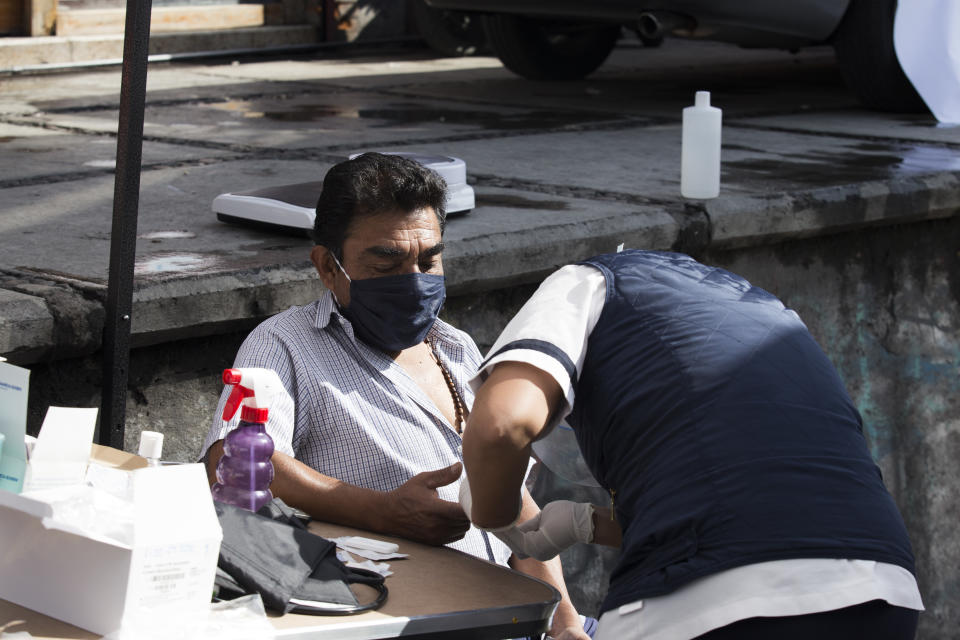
[99,0,152,448]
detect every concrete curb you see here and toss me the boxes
[708,172,960,249]
[0,287,54,359]
[2,166,957,365]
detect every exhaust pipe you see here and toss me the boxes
[636,11,694,40]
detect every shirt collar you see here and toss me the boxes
[314,289,339,331]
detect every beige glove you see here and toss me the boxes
[511,500,595,561]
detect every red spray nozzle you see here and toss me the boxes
[221,367,284,423]
[222,368,255,421]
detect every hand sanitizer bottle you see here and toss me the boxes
[211,368,281,511]
[681,91,722,199]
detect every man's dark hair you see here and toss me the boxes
[312,152,447,257]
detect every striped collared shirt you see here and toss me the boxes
[202,290,510,565]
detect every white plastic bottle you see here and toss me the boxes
[681,91,722,199]
[138,430,164,467]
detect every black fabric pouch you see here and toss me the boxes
[213,499,387,615]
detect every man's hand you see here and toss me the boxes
[382,462,471,545]
[512,500,595,561]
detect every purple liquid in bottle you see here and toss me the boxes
[212,418,275,511]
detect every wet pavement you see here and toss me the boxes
[1,38,959,347]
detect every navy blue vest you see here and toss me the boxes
[569,251,915,615]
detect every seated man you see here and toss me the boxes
[201,153,590,639]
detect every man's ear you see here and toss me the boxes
[311,245,338,291]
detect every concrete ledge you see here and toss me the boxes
[3,171,956,364]
[708,172,960,249]
[0,271,105,363]
[446,204,683,295]
[0,287,54,359]
[130,265,322,347]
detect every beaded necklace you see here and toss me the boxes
[427,340,466,434]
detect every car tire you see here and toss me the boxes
[481,14,621,81]
[832,0,926,112]
[411,0,487,57]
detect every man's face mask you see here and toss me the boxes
[331,252,446,352]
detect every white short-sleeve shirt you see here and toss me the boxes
[471,263,923,640]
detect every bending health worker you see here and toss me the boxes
[460,250,923,640]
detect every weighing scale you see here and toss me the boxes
[213,152,475,236]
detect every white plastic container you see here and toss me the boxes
[138,430,164,467]
[681,91,722,199]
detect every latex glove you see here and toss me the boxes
[512,500,595,561]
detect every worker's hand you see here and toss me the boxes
[383,462,470,546]
[512,500,595,561]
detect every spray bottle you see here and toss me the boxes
[211,368,282,511]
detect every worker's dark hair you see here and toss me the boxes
[312,152,447,258]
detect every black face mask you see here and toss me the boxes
[332,255,446,352]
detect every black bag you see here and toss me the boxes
[213,499,388,615]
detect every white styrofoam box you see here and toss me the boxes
[0,463,222,636]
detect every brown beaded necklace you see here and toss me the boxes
[427,340,466,434]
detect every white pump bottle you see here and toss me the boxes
[681,91,722,199]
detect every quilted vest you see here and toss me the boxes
[569,251,915,615]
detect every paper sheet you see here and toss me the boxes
[336,549,393,578]
[330,536,408,561]
[24,407,98,492]
[894,0,960,123]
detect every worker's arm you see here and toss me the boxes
[462,359,622,562]
[510,490,588,640]
[462,361,565,529]
[205,441,470,546]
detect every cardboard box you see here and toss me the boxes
[0,453,222,636]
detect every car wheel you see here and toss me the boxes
[832,0,926,112]
[411,0,487,57]
[482,13,622,80]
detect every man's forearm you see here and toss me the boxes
[510,554,581,637]
[510,491,581,637]
[205,440,388,532]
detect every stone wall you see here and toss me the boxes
[704,216,960,638]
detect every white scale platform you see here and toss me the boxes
[213,153,475,235]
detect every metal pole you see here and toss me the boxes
[99,0,152,448]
